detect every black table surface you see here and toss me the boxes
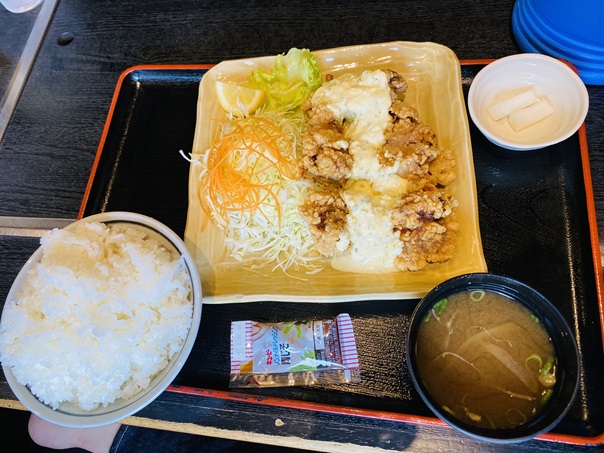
[1,1,603,451]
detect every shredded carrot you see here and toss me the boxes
[199,116,298,229]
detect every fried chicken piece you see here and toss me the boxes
[384,69,408,101]
[426,147,457,186]
[381,102,439,173]
[301,104,352,182]
[391,142,440,177]
[390,188,459,271]
[404,175,433,193]
[388,101,438,147]
[301,69,408,183]
[299,188,349,257]
[381,100,456,187]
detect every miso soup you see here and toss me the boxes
[415,290,556,430]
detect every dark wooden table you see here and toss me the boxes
[1,1,603,451]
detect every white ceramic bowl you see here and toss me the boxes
[1,212,202,428]
[468,54,589,151]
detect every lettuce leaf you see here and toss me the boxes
[248,48,322,113]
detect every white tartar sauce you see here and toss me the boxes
[331,181,402,273]
[311,70,410,273]
[311,70,406,195]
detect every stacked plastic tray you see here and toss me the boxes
[512,0,604,85]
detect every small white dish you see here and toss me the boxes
[468,54,589,151]
[1,212,202,428]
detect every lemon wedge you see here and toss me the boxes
[215,81,265,117]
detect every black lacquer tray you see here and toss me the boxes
[80,63,604,444]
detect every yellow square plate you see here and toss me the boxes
[184,41,487,303]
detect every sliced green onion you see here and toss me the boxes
[524,353,542,371]
[540,356,555,376]
[442,405,456,416]
[539,357,557,388]
[425,299,447,322]
[435,298,448,315]
[470,290,485,301]
[530,314,540,324]
[540,389,553,405]
[462,406,482,422]
[486,415,497,429]
[505,408,527,427]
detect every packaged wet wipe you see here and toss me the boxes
[229,313,360,388]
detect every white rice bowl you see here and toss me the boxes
[0,212,202,427]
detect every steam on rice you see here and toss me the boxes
[0,221,193,411]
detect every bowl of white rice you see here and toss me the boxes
[0,212,202,428]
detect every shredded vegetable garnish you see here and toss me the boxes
[181,48,324,276]
[200,115,298,229]
[224,180,323,274]
[184,111,322,274]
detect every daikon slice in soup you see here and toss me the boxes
[415,290,557,430]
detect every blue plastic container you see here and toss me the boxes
[512,0,604,85]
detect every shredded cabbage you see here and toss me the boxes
[223,179,323,274]
[186,110,322,274]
